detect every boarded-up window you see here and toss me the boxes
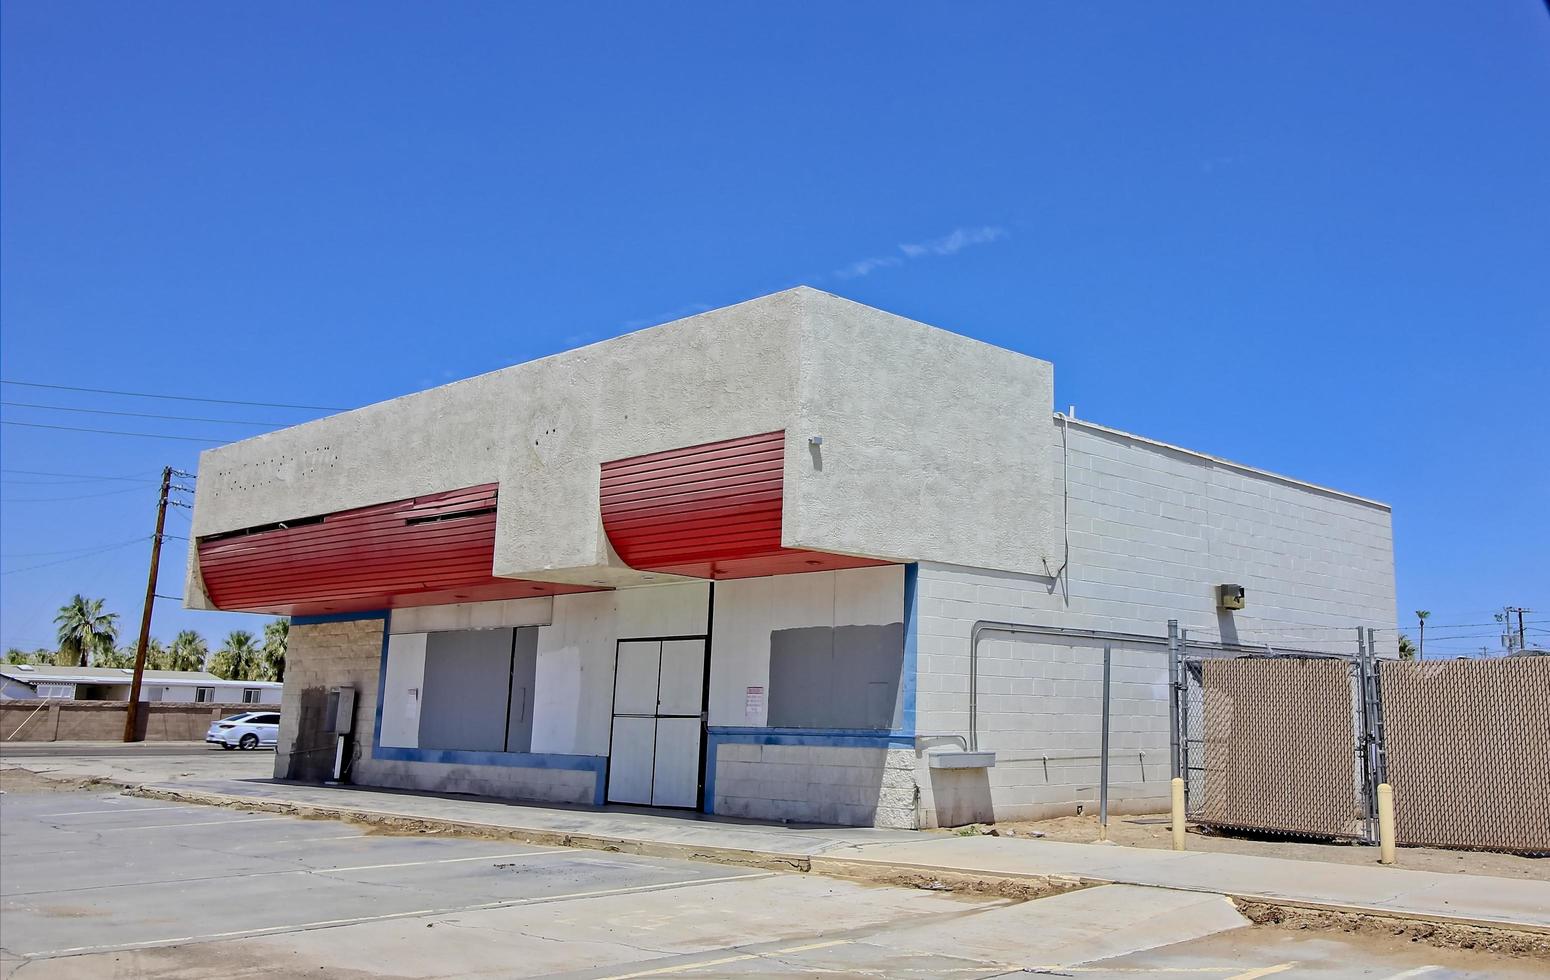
[767,623,904,731]
[418,627,539,753]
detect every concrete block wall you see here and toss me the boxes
[911,418,1396,823]
[0,700,252,742]
[276,619,385,782]
[712,743,916,828]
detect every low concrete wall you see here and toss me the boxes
[0,700,251,742]
[712,742,918,828]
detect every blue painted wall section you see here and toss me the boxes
[901,561,919,736]
[302,609,610,806]
[701,565,920,815]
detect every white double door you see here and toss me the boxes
[607,639,706,808]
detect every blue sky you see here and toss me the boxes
[2,2,1546,657]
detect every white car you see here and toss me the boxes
[205,711,280,750]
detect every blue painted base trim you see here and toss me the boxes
[291,610,390,626]
[372,746,608,805]
[703,726,918,814]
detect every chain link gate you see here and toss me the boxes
[1176,642,1385,843]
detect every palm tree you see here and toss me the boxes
[261,619,288,683]
[210,630,260,681]
[54,595,120,668]
[1415,610,1430,660]
[144,638,170,671]
[1397,633,1416,660]
[96,646,135,669]
[166,630,209,673]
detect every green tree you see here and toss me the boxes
[96,645,135,669]
[260,619,288,683]
[3,647,53,665]
[54,595,120,668]
[210,630,260,680]
[1397,632,1416,660]
[166,630,209,673]
[142,638,170,671]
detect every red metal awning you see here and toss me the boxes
[196,485,597,616]
[600,430,891,579]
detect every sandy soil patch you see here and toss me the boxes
[950,812,1548,881]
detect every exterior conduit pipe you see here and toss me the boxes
[1042,413,1072,601]
[964,620,1336,752]
[967,621,1174,752]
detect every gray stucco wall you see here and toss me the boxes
[186,287,1059,605]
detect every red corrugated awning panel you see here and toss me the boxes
[196,484,598,616]
[600,430,891,579]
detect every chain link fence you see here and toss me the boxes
[1173,635,1549,855]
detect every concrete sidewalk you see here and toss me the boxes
[8,750,1548,936]
[812,836,1550,933]
[130,776,1550,934]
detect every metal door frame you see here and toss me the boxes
[604,632,711,810]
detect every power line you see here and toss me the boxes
[1,485,153,503]
[0,379,345,412]
[0,537,149,575]
[1,420,224,443]
[1,401,289,427]
[0,536,149,559]
[0,469,164,484]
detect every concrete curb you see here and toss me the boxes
[808,854,1550,938]
[128,784,811,873]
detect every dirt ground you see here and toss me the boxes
[962,812,1549,881]
[0,767,120,794]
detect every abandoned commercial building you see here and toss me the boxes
[185,288,1396,828]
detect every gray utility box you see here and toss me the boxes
[324,686,356,735]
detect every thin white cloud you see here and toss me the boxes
[832,225,1008,279]
[898,225,1008,258]
[833,255,904,280]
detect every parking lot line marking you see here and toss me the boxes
[1024,969,1250,975]
[1,846,571,899]
[1378,969,1442,980]
[235,833,375,846]
[21,870,775,959]
[594,939,851,979]
[1225,965,1295,980]
[34,805,201,818]
[96,816,287,832]
[322,850,566,873]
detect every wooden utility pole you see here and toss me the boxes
[123,466,172,742]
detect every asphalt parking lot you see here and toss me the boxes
[1,773,1540,978]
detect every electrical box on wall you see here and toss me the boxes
[325,686,356,734]
[1218,584,1247,611]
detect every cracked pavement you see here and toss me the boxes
[3,776,1541,978]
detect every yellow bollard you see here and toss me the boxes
[1378,782,1396,865]
[1170,777,1186,851]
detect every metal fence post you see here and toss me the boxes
[1366,626,1387,789]
[1167,620,1180,780]
[1356,627,1378,843]
[1099,643,1112,841]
